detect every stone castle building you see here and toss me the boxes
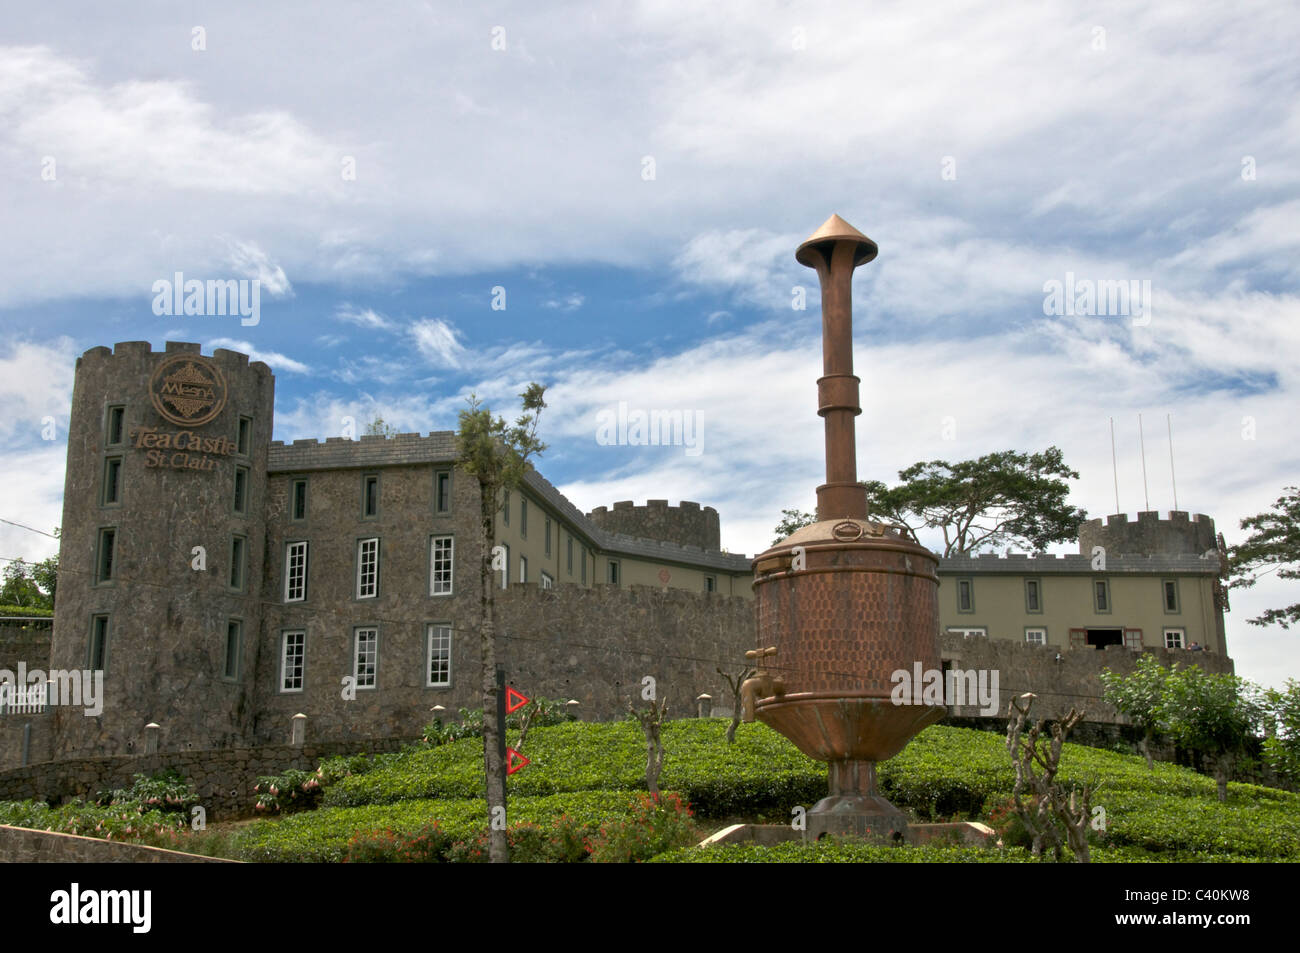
[1,341,1233,769]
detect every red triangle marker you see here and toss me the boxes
[506,747,530,775]
[505,687,530,714]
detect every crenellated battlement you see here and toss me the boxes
[76,340,272,378]
[587,499,721,551]
[1078,511,1218,557]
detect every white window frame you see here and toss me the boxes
[520,555,528,585]
[431,535,454,596]
[353,627,378,689]
[426,624,452,688]
[356,537,379,599]
[1025,628,1047,645]
[540,571,554,590]
[285,541,308,602]
[501,543,510,589]
[1164,627,1185,649]
[946,626,987,639]
[280,631,305,692]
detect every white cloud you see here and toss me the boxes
[542,292,585,312]
[334,304,394,330]
[207,338,310,374]
[410,318,466,368]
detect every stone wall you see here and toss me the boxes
[0,737,415,820]
[938,632,1235,721]
[0,825,236,862]
[587,500,721,551]
[0,620,52,673]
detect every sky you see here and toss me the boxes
[1,1,1297,688]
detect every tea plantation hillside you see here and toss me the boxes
[3,721,1297,862]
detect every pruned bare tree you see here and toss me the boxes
[629,697,669,797]
[716,667,754,743]
[1005,693,1095,863]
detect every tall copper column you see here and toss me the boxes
[744,214,944,842]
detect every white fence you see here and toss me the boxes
[0,684,47,715]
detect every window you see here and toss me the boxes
[88,615,109,671]
[426,624,452,687]
[353,627,378,689]
[946,626,987,639]
[502,490,510,526]
[102,457,122,505]
[96,528,116,584]
[956,578,973,613]
[704,575,717,593]
[280,631,305,692]
[566,536,573,575]
[1164,628,1185,649]
[545,517,552,556]
[106,406,125,446]
[608,561,620,585]
[237,416,251,456]
[581,547,587,584]
[1094,579,1111,613]
[1163,579,1179,613]
[224,620,241,680]
[233,466,249,515]
[362,474,379,518]
[285,541,308,602]
[435,469,452,514]
[1025,627,1047,645]
[431,536,454,595]
[1025,578,1041,613]
[291,480,307,521]
[541,571,554,590]
[520,498,528,538]
[501,543,510,589]
[356,537,379,598]
[229,535,246,591]
[520,555,528,584]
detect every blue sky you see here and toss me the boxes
[1,1,1298,687]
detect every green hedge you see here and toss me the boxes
[0,605,52,619]
[228,790,646,863]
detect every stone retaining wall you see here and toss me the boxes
[0,825,236,862]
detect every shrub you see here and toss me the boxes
[96,770,198,816]
[343,822,454,863]
[253,768,323,815]
[587,793,699,863]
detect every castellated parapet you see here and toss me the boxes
[1077,511,1218,558]
[49,342,275,760]
[586,499,721,551]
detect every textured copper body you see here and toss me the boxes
[749,215,943,838]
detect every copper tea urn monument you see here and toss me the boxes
[742,214,945,842]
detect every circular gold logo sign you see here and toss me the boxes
[149,354,228,427]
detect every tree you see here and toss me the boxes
[364,416,397,438]
[629,697,669,797]
[1099,655,1170,769]
[1262,680,1300,785]
[861,447,1086,557]
[1,558,54,611]
[1227,486,1300,629]
[715,666,754,743]
[456,385,546,864]
[771,508,816,546]
[1004,695,1095,862]
[1156,666,1268,802]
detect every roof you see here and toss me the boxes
[266,432,753,572]
[938,552,1222,575]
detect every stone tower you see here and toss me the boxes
[49,342,274,758]
[1078,511,1218,557]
